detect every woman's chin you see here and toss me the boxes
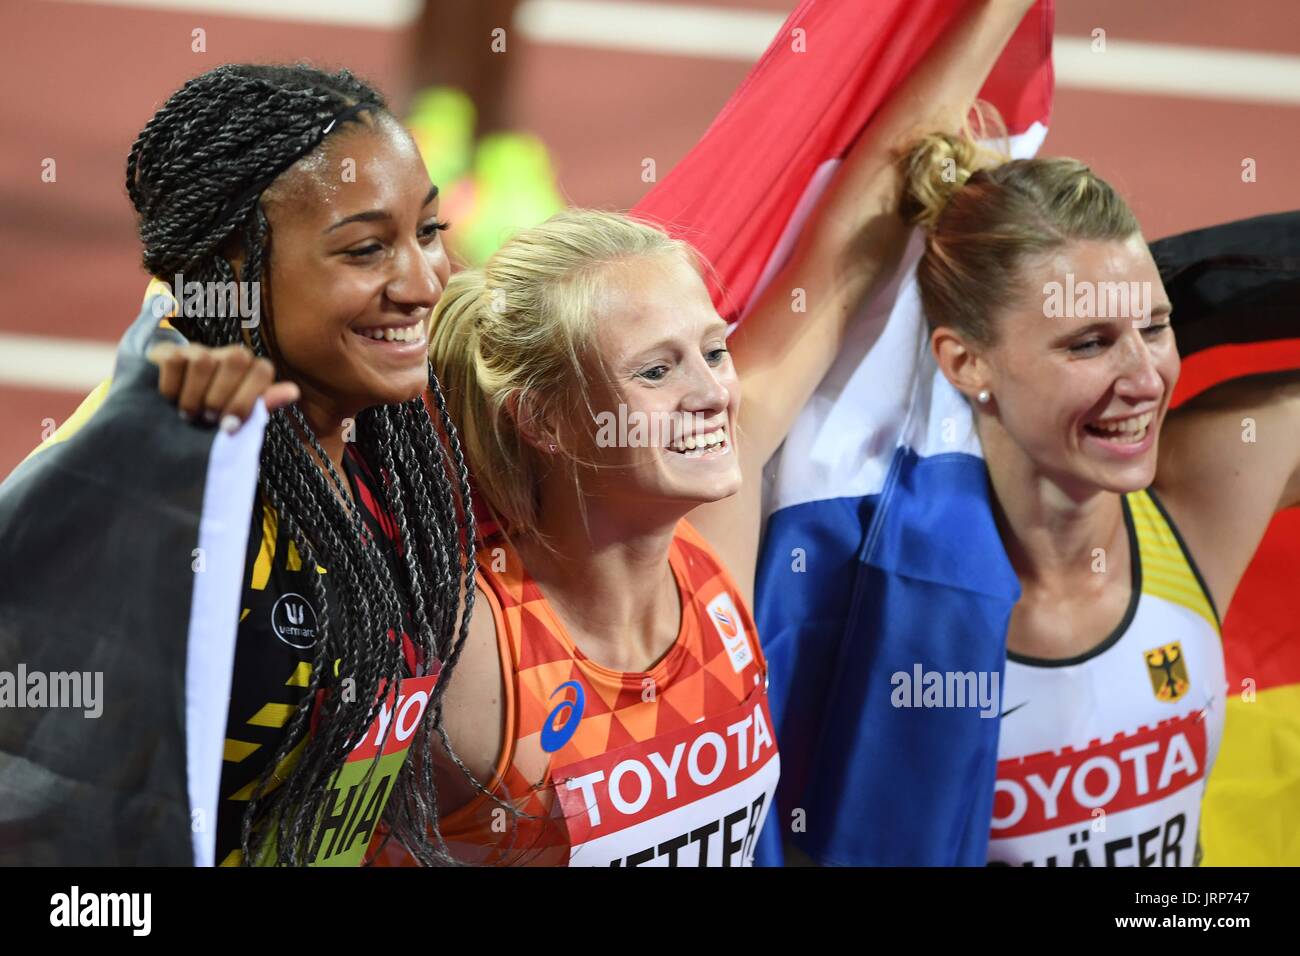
[1073,458,1159,497]
[367,379,429,409]
[625,475,741,513]
[679,474,743,506]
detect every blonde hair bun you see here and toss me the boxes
[899,131,985,232]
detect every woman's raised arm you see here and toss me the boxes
[692,0,1037,599]
[728,0,1036,470]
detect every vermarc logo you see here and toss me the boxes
[271,593,318,649]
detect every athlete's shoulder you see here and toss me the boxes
[673,518,752,607]
[674,519,767,677]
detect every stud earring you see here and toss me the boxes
[976,389,991,405]
[548,442,557,453]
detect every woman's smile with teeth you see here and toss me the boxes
[1084,410,1154,443]
[669,426,729,457]
[354,324,424,343]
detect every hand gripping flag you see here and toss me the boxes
[633,0,1055,866]
[0,287,265,865]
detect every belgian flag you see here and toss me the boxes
[0,285,264,865]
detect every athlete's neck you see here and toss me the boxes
[293,390,355,497]
[516,482,684,673]
[980,419,1127,590]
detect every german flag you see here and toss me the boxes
[1156,211,1300,865]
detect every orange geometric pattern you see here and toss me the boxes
[436,518,769,865]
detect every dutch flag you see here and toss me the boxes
[634,0,1057,866]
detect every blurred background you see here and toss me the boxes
[2,0,1299,479]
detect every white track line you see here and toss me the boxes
[71,0,423,29]
[0,333,117,392]
[64,0,1300,104]
[516,0,783,60]
[1054,36,1300,106]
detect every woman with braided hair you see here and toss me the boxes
[126,63,477,866]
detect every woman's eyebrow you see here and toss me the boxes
[323,184,440,234]
[627,339,674,363]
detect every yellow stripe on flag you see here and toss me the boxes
[21,379,113,465]
[1201,682,1300,865]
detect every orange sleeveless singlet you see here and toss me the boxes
[377,519,780,866]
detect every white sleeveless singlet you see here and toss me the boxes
[989,488,1227,867]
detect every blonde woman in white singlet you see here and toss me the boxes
[898,131,1300,866]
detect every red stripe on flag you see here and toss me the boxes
[1223,510,1300,694]
[1171,339,1300,408]
[632,0,1055,324]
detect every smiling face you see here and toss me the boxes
[567,253,742,512]
[255,113,450,424]
[975,234,1180,496]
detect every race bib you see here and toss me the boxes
[551,683,779,866]
[254,674,439,867]
[989,710,1208,867]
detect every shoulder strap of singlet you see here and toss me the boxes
[672,518,769,678]
[1129,488,1222,635]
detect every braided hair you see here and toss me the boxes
[126,63,477,865]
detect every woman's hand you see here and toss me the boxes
[149,343,300,431]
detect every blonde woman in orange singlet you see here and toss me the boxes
[372,0,1038,866]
